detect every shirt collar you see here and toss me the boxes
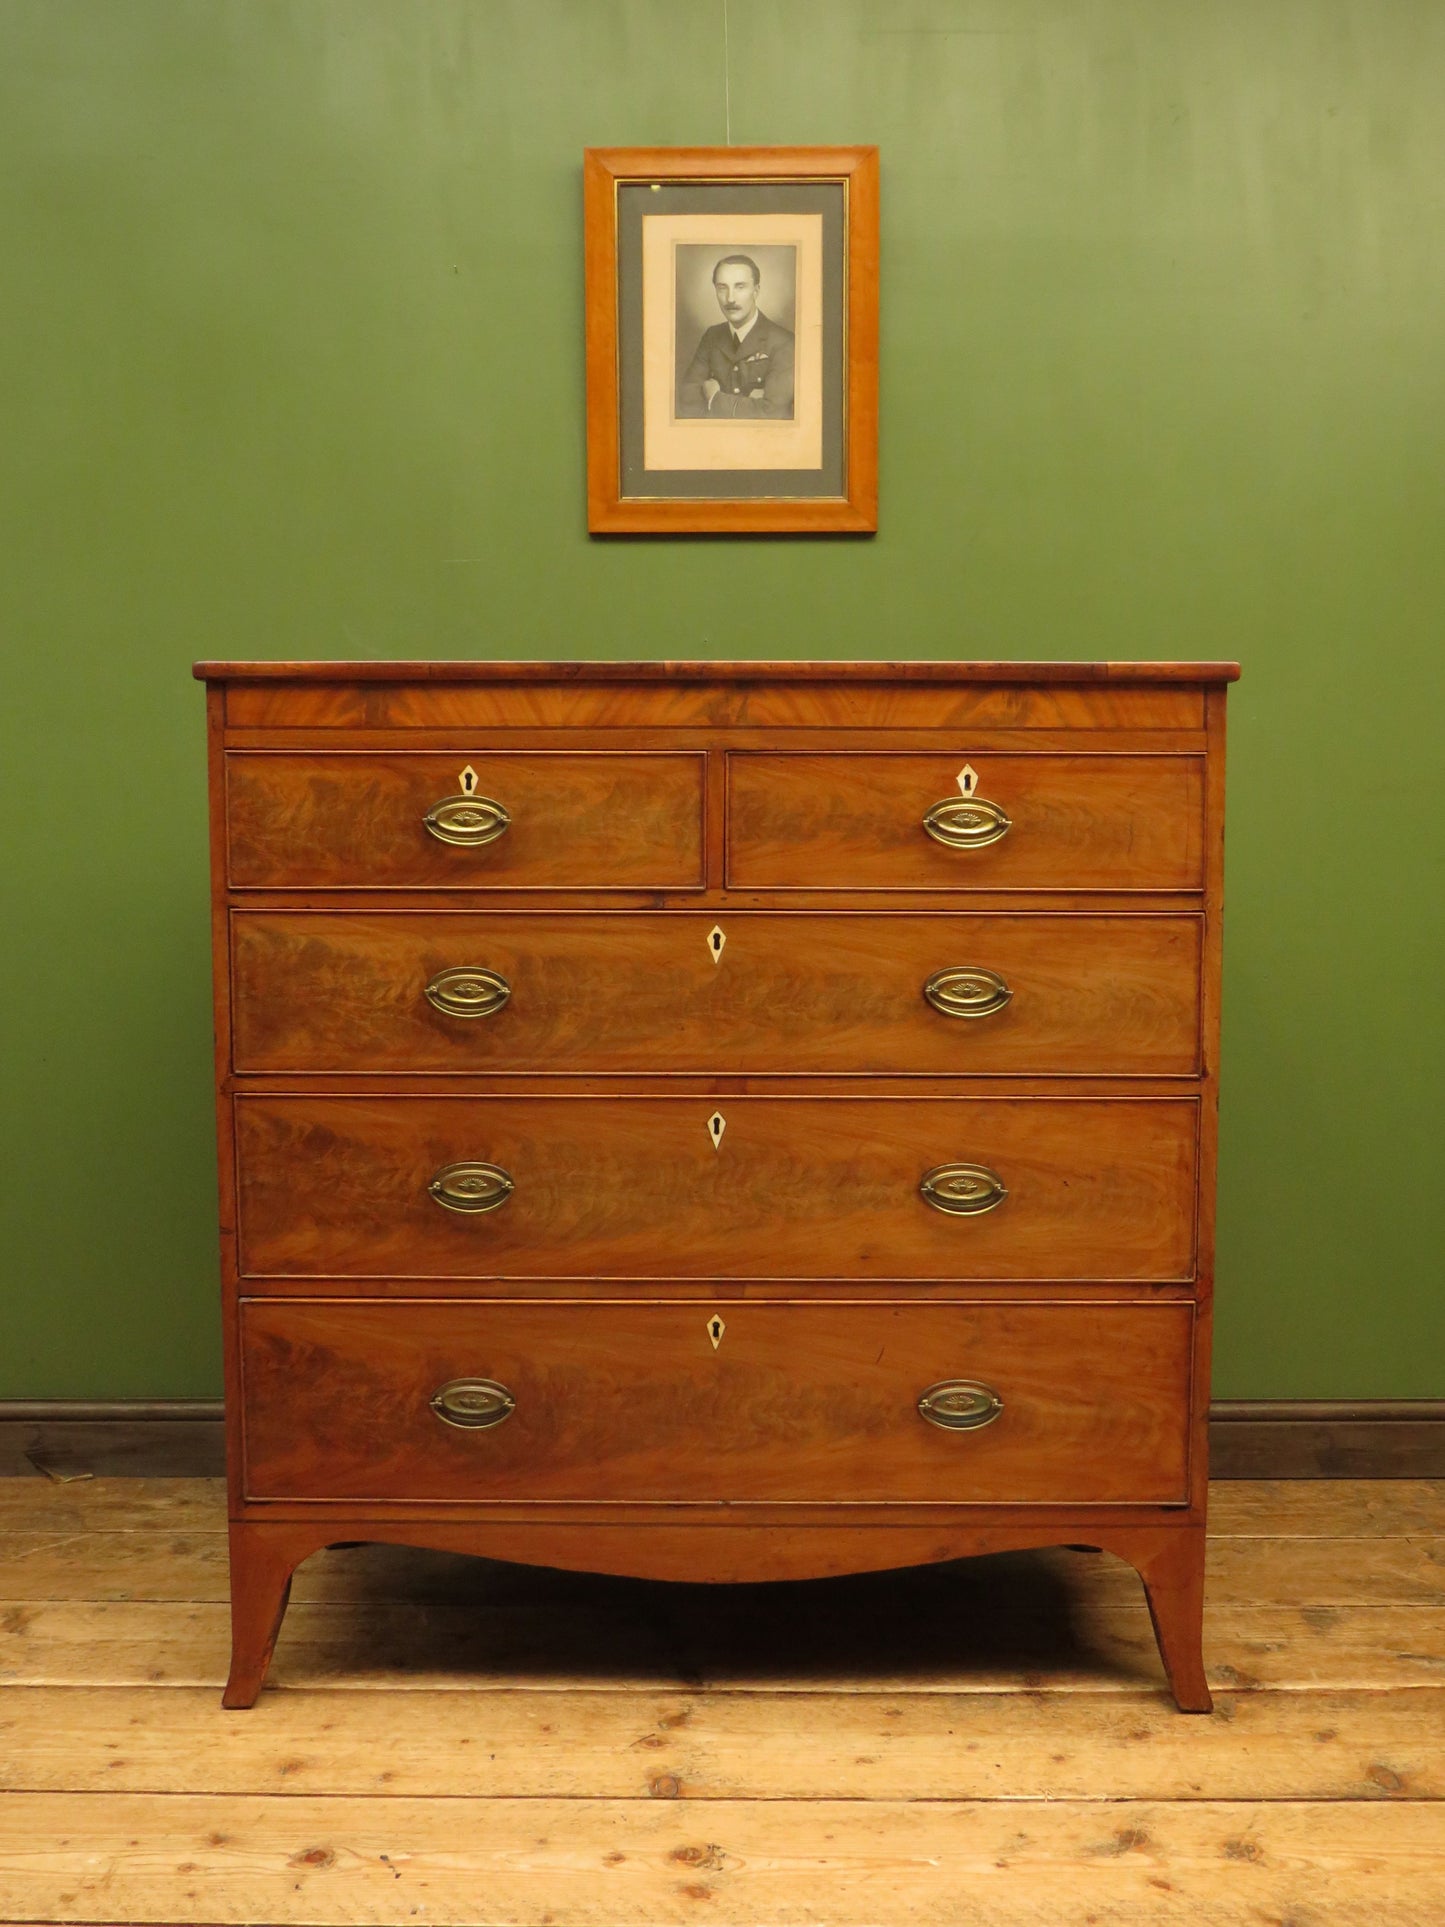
[730,309,761,346]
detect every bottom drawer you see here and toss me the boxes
[240,1299,1193,1506]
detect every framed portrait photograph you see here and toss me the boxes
[584,146,878,533]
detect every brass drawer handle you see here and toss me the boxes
[923,966,1012,1019]
[923,796,1011,849]
[428,1161,514,1214]
[917,1379,1003,1432]
[423,792,511,847]
[920,1162,1008,1216]
[430,1377,516,1430]
[424,966,512,1020]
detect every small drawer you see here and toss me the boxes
[235,1094,1198,1282]
[225,751,706,891]
[231,909,1203,1076]
[239,1297,1194,1505]
[727,753,1204,891]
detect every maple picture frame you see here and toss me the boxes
[584,146,878,534]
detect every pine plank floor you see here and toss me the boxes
[0,1478,1441,1925]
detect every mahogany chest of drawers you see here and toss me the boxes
[195,658,1237,1710]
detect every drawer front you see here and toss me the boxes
[231,910,1203,1076]
[240,1298,1193,1504]
[225,752,706,890]
[727,753,1204,891]
[235,1095,1197,1281]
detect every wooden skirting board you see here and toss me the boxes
[2,1400,1442,1481]
[1209,1400,1445,1479]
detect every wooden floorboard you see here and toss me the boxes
[2,1793,1443,1925]
[0,1478,1441,1925]
[6,1527,1445,1606]
[6,1595,1445,1693]
[3,1684,1443,1801]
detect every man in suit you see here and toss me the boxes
[677,254,795,420]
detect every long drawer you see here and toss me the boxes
[230,910,1203,1076]
[234,1094,1198,1281]
[225,751,706,890]
[727,752,1204,891]
[239,1297,1194,1505]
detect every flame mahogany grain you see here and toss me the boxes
[727,753,1205,892]
[239,1298,1194,1506]
[225,750,706,891]
[230,910,1203,1077]
[233,1093,1199,1284]
[220,679,1207,732]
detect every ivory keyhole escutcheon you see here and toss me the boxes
[708,924,726,964]
[458,764,479,794]
[707,1314,725,1351]
[956,763,978,796]
[707,1111,726,1151]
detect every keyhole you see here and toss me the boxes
[708,924,726,964]
[459,764,479,795]
[956,763,978,797]
[707,1315,725,1351]
[707,1111,726,1150]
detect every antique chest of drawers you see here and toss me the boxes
[195,658,1237,1709]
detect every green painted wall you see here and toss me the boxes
[2,1,1441,1398]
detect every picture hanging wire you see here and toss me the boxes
[723,0,732,143]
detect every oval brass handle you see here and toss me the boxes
[423,792,511,847]
[428,1161,514,1214]
[430,1377,516,1430]
[923,796,1011,849]
[424,966,512,1020]
[917,1379,1004,1432]
[919,1162,1008,1216]
[923,966,1012,1020]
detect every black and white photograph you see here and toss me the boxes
[674,244,797,421]
[635,208,824,481]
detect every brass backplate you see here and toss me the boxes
[430,1377,516,1429]
[917,1379,1004,1432]
[427,1161,515,1214]
[424,965,512,1019]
